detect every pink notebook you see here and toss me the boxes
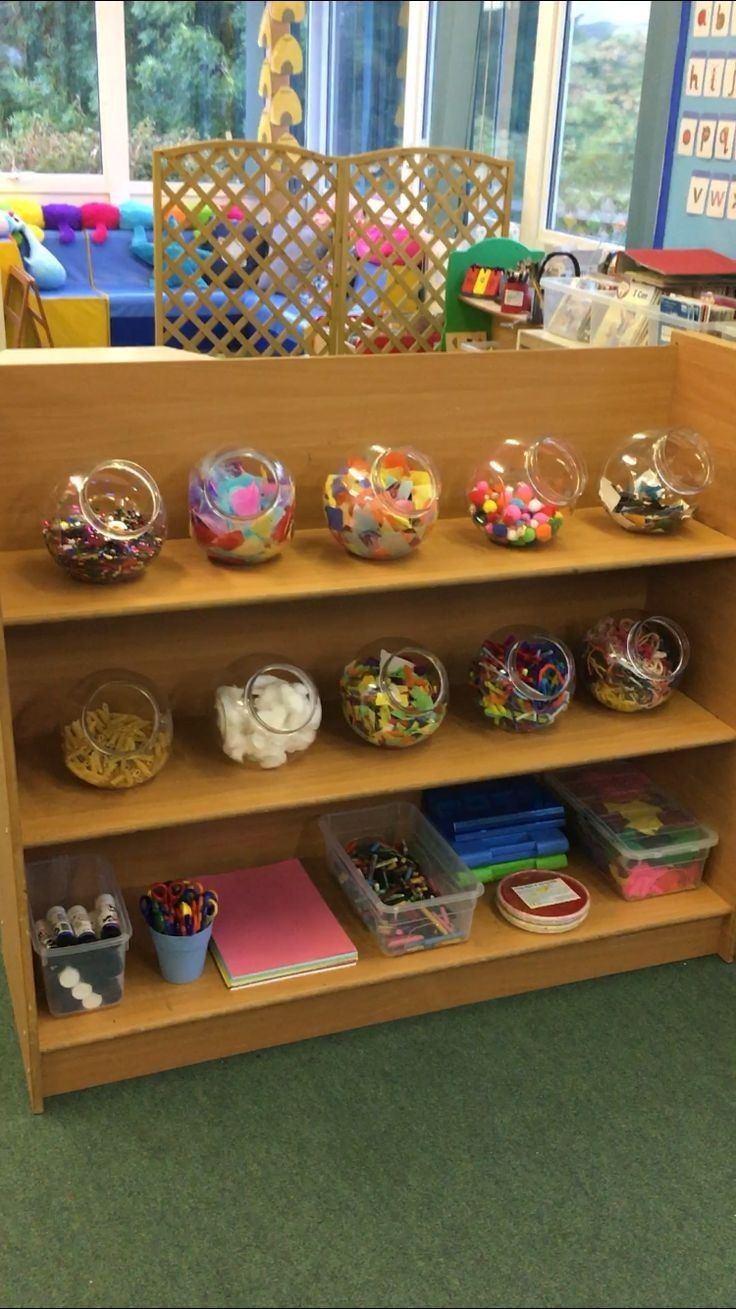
[206,860,358,988]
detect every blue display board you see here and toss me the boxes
[661,0,736,251]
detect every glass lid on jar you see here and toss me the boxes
[79,670,165,757]
[651,428,714,496]
[368,446,440,519]
[201,448,284,520]
[526,437,587,508]
[624,615,690,685]
[243,662,320,735]
[80,460,162,539]
[495,630,575,701]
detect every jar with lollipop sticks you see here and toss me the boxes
[467,436,586,547]
[599,428,714,533]
[340,642,448,747]
[189,447,295,565]
[324,445,440,560]
[470,627,575,732]
[581,613,689,713]
[215,657,321,770]
[42,460,166,584]
[62,670,173,789]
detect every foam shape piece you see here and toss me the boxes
[258,5,270,46]
[81,201,120,244]
[258,110,272,143]
[270,1,305,20]
[269,86,303,127]
[259,61,272,98]
[120,199,153,230]
[131,223,155,266]
[270,34,303,74]
[0,196,43,227]
[43,203,82,244]
[5,212,66,289]
[355,223,421,266]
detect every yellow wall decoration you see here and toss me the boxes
[258,62,272,98]
[270,34,303,75]
[257,110,272,144]
[270,0,305,20]
[269,86,303,127]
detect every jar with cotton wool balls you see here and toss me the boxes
[467,436,586,547]
[599,428,714,532]
[42,460,166,583]
[471,627,575,732]
[324,445,440,560]
[215,659,321,769]
[581,613,690,713]
[340,642,448,748]
[189,447,295,565]
[62,670,173,789]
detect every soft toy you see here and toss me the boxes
[120,199,153,230]
[355,223,421,265]
[81,202,120,244]
[43,203,82,244]
[131,225,155,267]
[0,196,44,243]
[5,211,66,290]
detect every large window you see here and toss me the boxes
[471,1,539,222]
[125,1,254,181]
[0,0,101,173]
[547,0,651,241]
[325,1,406,155]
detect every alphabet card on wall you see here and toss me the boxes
[663,0,736,249]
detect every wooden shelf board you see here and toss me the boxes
[19,692,735,848]
[4,511,735,627]
[37,854,731,1093]
[458,295,531,324]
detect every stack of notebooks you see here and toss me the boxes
[206,860,357,989]
[423,777,569,883]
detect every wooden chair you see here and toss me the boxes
[4,266,53,349]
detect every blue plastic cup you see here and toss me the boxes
[150,924,213,984]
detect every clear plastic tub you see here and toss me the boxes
[27,853,132,1016]
[541,276,734,348]
[547,765,717,900]
[319,801,482,956]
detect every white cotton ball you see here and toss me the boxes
[258,704,288,731]
[281,683,306,717]
[259,751,287,769]
[59,966,80,990]
[254,682,281,712]
[248,730,270,753]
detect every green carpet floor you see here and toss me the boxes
[1,957,735,1309]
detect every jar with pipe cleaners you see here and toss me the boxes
[467,436,586,546]
[323,445,440,559]
[581,613,689,713]
[340,642,448,747]
[470,627,575,731]
[42,460,166,583]
[599,428,714,533]
[215,659,321,769]
[189,447,295,565]
[62,670,173,789]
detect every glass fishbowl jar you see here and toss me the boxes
[324,445,440,560]
[581,612,690,713]
[599,428,714,532]
[42,460,166,584]
[215,658,321,769]
[61,670,173,789]
[340,641,448,747]
[189,447,295,565]
[470,627,575,731]
[467,436,586,547]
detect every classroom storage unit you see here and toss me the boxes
[0,335,735,1110]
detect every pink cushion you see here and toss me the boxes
[355,223,421,265]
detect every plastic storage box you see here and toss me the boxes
[541,276,735,348]
[27,853,132,1016]
[547,765,717,900]
[319,801,483,956]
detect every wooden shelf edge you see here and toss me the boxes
[18,694,736,848]
[4,511,735,627]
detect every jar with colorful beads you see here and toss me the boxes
[215,656,321,770]
[340,642,448,747]
[599,428,714,533]
[470,627,575,732]
[189,447,295,565]
[42,460,166,584]
[61,670,173,789]
[467,436,586,547]
[581,612,689,713]
[323,445,440,560]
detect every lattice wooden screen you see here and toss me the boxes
[342,148,514,354]
[153,141,512,357]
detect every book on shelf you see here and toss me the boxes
[206,859,358,989]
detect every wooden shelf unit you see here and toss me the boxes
[1,336,735,1111]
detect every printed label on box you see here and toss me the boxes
[512,879,581,910]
